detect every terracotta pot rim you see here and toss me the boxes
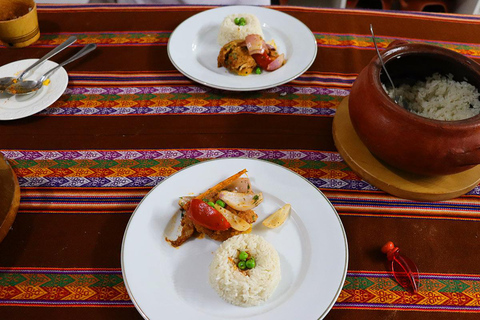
[369,42,480,128]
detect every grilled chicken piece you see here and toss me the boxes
[165,215,197,248]
[218,40,257,76]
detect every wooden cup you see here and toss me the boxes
[0,0,40,48]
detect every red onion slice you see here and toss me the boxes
[266,43,276,51]
[225,177,251,193]
[245,34,265,55]
[266,54,285,71]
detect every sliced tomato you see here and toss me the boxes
[252,52,275,70]
[186,199,231,231]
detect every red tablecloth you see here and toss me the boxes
[1,4,480,319]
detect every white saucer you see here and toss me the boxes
[0,59,68,120]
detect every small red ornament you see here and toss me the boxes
[381,241,420,293]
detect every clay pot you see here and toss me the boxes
[348,40,480,176]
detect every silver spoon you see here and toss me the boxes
[0,36,77,92]
[369,24,401,104]
[6,43,97,96]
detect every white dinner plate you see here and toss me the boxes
[122,158,348,320]
[0,59,68,121]
[167,6,317,91]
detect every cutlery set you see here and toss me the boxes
[0,36,96,96]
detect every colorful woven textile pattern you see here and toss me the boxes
[4,148,480,219]
[35,32,480,59]
[45,81,348,117]
[0,268,130,307]
[338,272,480,312]
[2,268,480,311]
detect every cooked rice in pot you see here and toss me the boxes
[385,73,480,121]
[209,234,281,307]
[217,13,264,46]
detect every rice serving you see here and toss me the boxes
[209,234,281,307]
[386,73,480,121]
[217,13,264,46]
